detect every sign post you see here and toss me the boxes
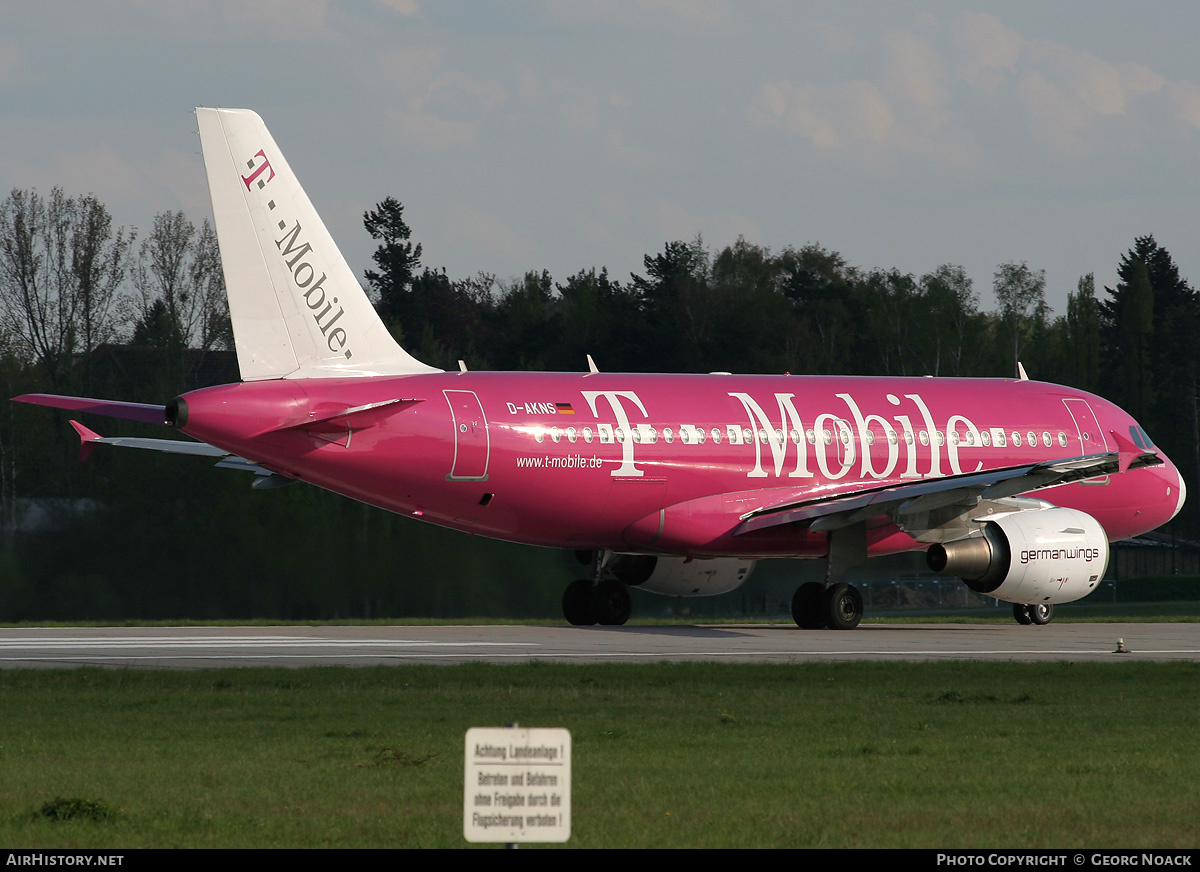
[464,726,571,844]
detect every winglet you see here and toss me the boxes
[69,420,102,462]
[1017,361,1029,380]
[587,354,599,374]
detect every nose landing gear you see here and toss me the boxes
[1013,603,1054,625]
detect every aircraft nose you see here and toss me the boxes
[1172,464,1187,522]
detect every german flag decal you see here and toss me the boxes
[556,402,575,414]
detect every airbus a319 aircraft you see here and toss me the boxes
[14,109,1186,629]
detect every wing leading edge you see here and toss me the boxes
[735,441,1162,542]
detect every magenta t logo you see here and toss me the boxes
[241,150,275,190]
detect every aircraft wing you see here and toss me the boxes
[735,442,1162,542]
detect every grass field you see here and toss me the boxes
[1,660,1197,849]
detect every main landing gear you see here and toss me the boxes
[562,551,633,626]
[791,525,867,630]
[1013,603,1054,625]
[791,581,864,630]
[562,578,632,626]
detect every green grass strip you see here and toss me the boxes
[0,661,1196,848]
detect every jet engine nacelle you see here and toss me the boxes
[609,554,757,597]
[926,507,1109,605]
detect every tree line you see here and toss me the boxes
[0,186,1194,619]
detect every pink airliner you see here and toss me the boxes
[15,109,1185,630]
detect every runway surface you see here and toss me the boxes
[0,622,1197,668]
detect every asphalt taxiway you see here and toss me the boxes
[0,622,1197,668]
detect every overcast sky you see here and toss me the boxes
[2,0,1199,323]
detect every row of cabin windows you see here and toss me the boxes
[532,424,1073,450]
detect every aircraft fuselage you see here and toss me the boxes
[174,371,1184,558]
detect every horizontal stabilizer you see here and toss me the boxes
[14,394,167,424]
[66,419,277,481]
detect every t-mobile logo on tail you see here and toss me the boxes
[241,149,275,190]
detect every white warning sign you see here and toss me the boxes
[463,727,571,843]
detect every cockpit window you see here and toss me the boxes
[1129,425,1157,449]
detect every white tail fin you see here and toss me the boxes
[196,107,439,380]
